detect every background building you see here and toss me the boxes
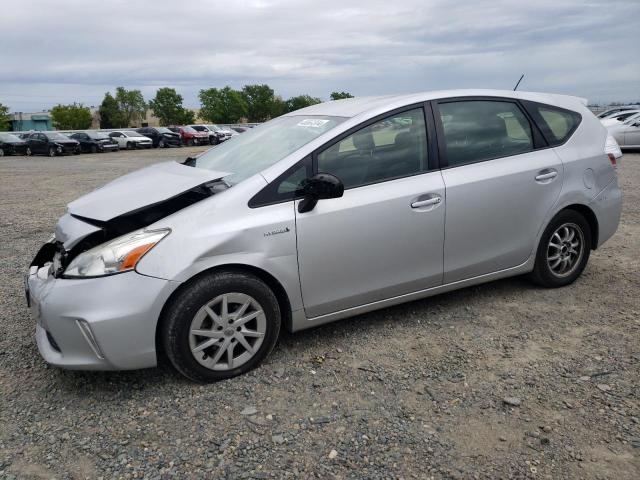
[8,112,53,131]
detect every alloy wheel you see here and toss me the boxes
[188,293,266,371]
[546,223,584,277]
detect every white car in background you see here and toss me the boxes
[600,109,640,127]
[107,130,153,149]
[607,113,640,149]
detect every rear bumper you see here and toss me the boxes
[589,177,622,248]
[26,267,180,370]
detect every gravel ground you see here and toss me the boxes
[0,148,638,480]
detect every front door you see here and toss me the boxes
[295,107,445,318]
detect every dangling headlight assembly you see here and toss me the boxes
[63,229,170,278]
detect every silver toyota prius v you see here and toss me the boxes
[25,90,622,382]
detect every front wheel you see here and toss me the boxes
[158,139,165,148]
[26,147,32,156]
[161,271,281,382]
[530,210,591,288]
[0,149,4,157]
[126,142,133,150]
[48,146,56,157]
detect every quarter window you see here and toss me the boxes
[438,100,534,166]
[532,105,582,145]
[316,108,428,189]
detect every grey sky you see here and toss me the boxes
[1,0,638,112]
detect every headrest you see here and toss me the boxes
[352,130,375,151]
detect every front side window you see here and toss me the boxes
[438,100,533,167]
[316,107,427,189]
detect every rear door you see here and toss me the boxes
[434,97,563,283]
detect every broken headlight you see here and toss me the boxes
[63,229,170,278]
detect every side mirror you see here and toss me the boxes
[298,173,344,213]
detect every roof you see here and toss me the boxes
[285,89,588,119]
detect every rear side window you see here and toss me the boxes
[524,102,581,146]
[438,100,533,167]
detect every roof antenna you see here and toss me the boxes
[513,74,525,91]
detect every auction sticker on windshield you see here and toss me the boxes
[297,119,330,128]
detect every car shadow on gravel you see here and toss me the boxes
[44,274,534,391]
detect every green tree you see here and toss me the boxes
[0,102,10,131]
[98,92,124,128]
[270,96,288,118]
[149,87,195,126]
[114,87,147,126]
[241,84,275,122]
[285,95,322,112]
[330,91,354,100]
[199,86,248,124]
[50,103,92,130]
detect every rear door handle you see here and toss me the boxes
[411,196,442,208]
[535,170,558,182]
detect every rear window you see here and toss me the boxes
[525,102,581,146]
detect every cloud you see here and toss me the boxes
[0,0,637,111]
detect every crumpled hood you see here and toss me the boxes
[67,161,229,221]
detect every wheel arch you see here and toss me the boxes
[561,204,599,249]
[154,263,293,361]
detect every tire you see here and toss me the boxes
[126,142,133,150]
[90,144,98,154]
[187,138,194,146]
[48,146,56,157]
[159,139,165,148]
[26,147,32,156]
[161,270,281,382]
[0,149,4,157]
[530,209,592,288]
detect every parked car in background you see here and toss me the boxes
[607,113,640,149]
[230,126,249,134]
[189,125,223,145]
[69,131,119,153]
[135,127,181,148]
[168,126,210,146]
[0,132,28,156]
[214,125,237,139]
[24,132,80,156]
[596,106,639,118]
[108,130,153,149]
[600,109,640,127]
[26,89,621,382]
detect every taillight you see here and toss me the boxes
[607,153,617,168]
[604,134,621,171]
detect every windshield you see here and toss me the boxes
[123,131,140,137]
[207,125,221,131]
[87,132,110,139]
[182,126,198,133]
[46,132,71,141]
[194,115,346,184]
[157,127,172,134]
[0,133,22,142]
[623,113,640,124]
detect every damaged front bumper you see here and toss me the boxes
[25,241,180,370]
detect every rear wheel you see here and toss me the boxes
[187,138,194,146]
[0,149,4,157]
[161,271,281,382]
[159,139,165,148]
[530,210,591,288]
[90,144,98,154]
[26,147,32,156]
[126,142,133,150]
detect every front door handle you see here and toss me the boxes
[535,170,558,182]
[411,196,442,208]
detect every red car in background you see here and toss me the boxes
[168,126,210,146]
